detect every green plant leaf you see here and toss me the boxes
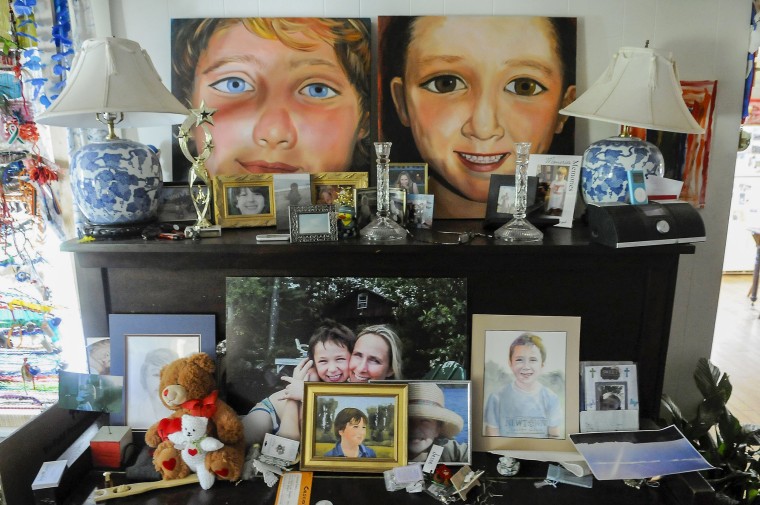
[661,394,691,433]
[694,358,724,400]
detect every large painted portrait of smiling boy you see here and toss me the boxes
[170,17,372,181]
[378,16,576,219]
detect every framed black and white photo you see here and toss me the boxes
[289,204,338,242]
[484,175,540,228]
[212,174,276,228]
[156,183,202,223]
[109,314,216,428]
[273,174,311,231]
[471,314,580,452]
[353,187,377,230]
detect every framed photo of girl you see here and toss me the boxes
[470,314,580,452]
[212,174,276,228]
[389,163,428,195]
[300,383,408,473]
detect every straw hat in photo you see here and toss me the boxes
[408,382,464,439]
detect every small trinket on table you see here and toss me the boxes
[496,456,520,476]
[433,464,453,485]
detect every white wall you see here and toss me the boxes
[107,0,749,410]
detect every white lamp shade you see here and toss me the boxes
[560,47,704,135]
[36,37,189,128]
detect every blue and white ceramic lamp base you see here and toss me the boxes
[71,138,162,225]
[580,136,664,203]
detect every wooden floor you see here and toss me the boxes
[710,274,760,425]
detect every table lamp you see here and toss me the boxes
[559,46,704,203]
[36,37,189,236]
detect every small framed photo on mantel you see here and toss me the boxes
[527,154,582,228]
[289,204,338,243]
[484,175,540,229]
[212,174,276,228]
[300,382,408,473]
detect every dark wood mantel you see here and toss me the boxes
[61,222,694,421]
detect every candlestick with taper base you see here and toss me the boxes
[495,142,543,242]
[360,142,407,241]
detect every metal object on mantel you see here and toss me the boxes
[177,101,216,230]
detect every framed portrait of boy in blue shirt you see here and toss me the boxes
[300,383,408,473]
[470,315,581,452]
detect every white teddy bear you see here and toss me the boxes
[168,414,224,489]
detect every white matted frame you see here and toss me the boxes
[471,314,580,452]
[109,314,216,428]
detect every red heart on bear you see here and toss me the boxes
[215,468,229,477]
[162,458,176,471]
[188,449,198,456]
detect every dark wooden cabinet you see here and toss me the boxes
[61,222,694,420]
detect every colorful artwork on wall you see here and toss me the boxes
[635,80,718,208]
[378,16,577,219]
[170,18,372,182]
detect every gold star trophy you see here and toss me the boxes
[177,102,216,232]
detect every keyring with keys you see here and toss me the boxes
[407,230,492,245]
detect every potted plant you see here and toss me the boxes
[661,358,760,505]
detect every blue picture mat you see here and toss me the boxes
[108,314,215,426]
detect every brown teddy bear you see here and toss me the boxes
[144,352,245,482]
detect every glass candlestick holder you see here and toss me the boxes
[495,142,543,242]
[360,142,407,241]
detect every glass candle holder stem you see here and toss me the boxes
[360,142,406,241]
[494,142,543,242]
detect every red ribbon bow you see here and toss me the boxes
[156,417,182,441]
[180,390,218,418]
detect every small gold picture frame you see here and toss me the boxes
[311,172,369,206]
[212,175,275,228]
[300,383,408,473]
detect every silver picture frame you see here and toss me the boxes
[289,204,338,242]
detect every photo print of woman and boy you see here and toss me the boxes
[225,276,469,460]
[169,16,576,220]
